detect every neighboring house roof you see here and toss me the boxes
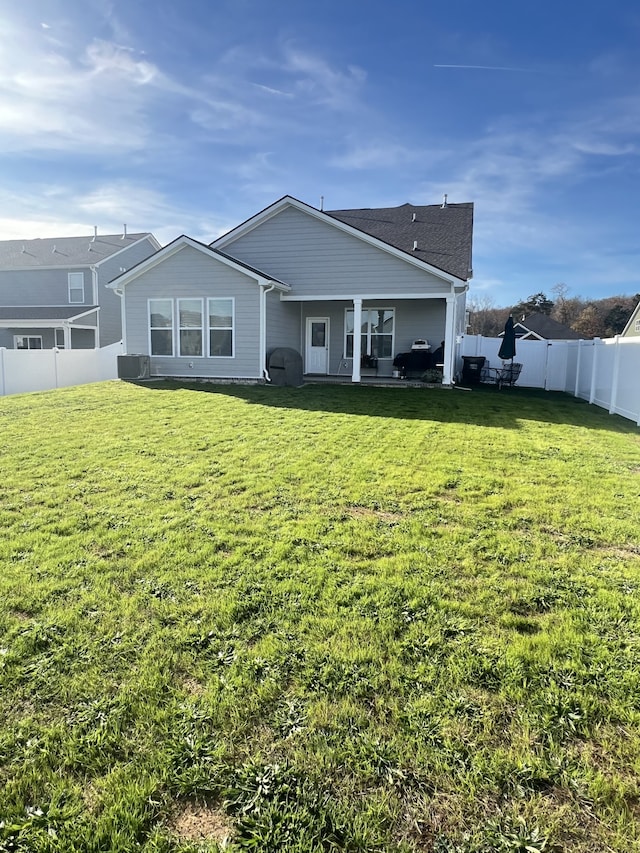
[0,233,160,269]
[0,306,98,323]
[621,300,640,336]
[512,313,581,340]
[326,201,474,282]
[211,195,473,285]
[108,235,291,290]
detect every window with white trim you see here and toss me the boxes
[55,328,65,348]
[14,335,43,350]
[68,272,84,303]
[208,298,234,357]
[149,299,174,355]
[345,308,394,358]
[178,298,204,357]
[635,317,640,333]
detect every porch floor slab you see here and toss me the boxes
[303,374,449,388]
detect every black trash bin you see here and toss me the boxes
[461,355,486,385]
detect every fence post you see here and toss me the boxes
[53,347,59,390]
[574,340,583,397]
[589,339,601,405]
[609,336,621,415]
[0,348,5,397]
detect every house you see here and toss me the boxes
[0,229,160,350]
[509,313,581,341]
[109,195,473,385]
[621,300,640,338]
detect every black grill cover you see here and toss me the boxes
[267,348,304,386]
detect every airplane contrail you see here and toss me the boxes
[434,64,536,72]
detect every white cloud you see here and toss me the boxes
[0,182,231,246]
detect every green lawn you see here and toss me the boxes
[1,380,639,853]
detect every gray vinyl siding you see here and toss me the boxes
[299,299,447,376]
[123,245,262,379]
[70,328,97,349]
[223,206,451,296]
[0,268,91,307]
[98,237,159,345]
[265,291,301,352]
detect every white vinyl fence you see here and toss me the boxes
[459,335,640,426]
[0,341,123,397]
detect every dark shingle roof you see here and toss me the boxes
[326,202,474,281]
[0,306,98,321]
[516,313,581,340]
[0,234,153,268]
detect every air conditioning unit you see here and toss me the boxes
[117,354,150,380]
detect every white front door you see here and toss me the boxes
[305,317,329,374]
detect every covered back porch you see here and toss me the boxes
[288,293,461,385]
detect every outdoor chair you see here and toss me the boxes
[480,361,523,390]
[480,362,522,390]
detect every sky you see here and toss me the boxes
[1,0,639,307]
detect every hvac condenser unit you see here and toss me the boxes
[117,354,150,380]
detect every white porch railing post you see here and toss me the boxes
[352,298,362,383]
[0,347,5,397]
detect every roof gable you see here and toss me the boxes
[211,195,471,285]
[0,233,159,269]
[107,235,290,290]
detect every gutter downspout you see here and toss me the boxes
[90,265,100,347]
[260,282,276,381]
[114,288,127,353]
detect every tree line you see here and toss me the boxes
[467,285,639,339]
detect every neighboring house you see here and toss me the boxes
[0,229,160,350]
[509,313,581,341]
[621,301,640,338]
[109,195,473,385]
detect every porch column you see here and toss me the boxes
[352,298,362,383]
[63,324,72,350]
[442,295,456,385]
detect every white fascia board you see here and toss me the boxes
[621,303,640,336]
[93,234,161,267]
[0,263,94,272]
[280,291,453,302]
[212,195,466,286]
[0,308,99,327]
[107,236,290,291]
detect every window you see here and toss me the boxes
[635,317,640,333]
[178,299,203,357]
[55,328,65,349]
[345,308,394,358]
[149,299,174,355]
[14,335,43,350]
[208,298,233,357]
[68,272,84,303]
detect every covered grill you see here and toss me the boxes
[267,348,303,386]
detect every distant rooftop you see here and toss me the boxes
[0,232,154,268]
[326,201,474,281]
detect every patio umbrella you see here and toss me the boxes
[498,314,517,362]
